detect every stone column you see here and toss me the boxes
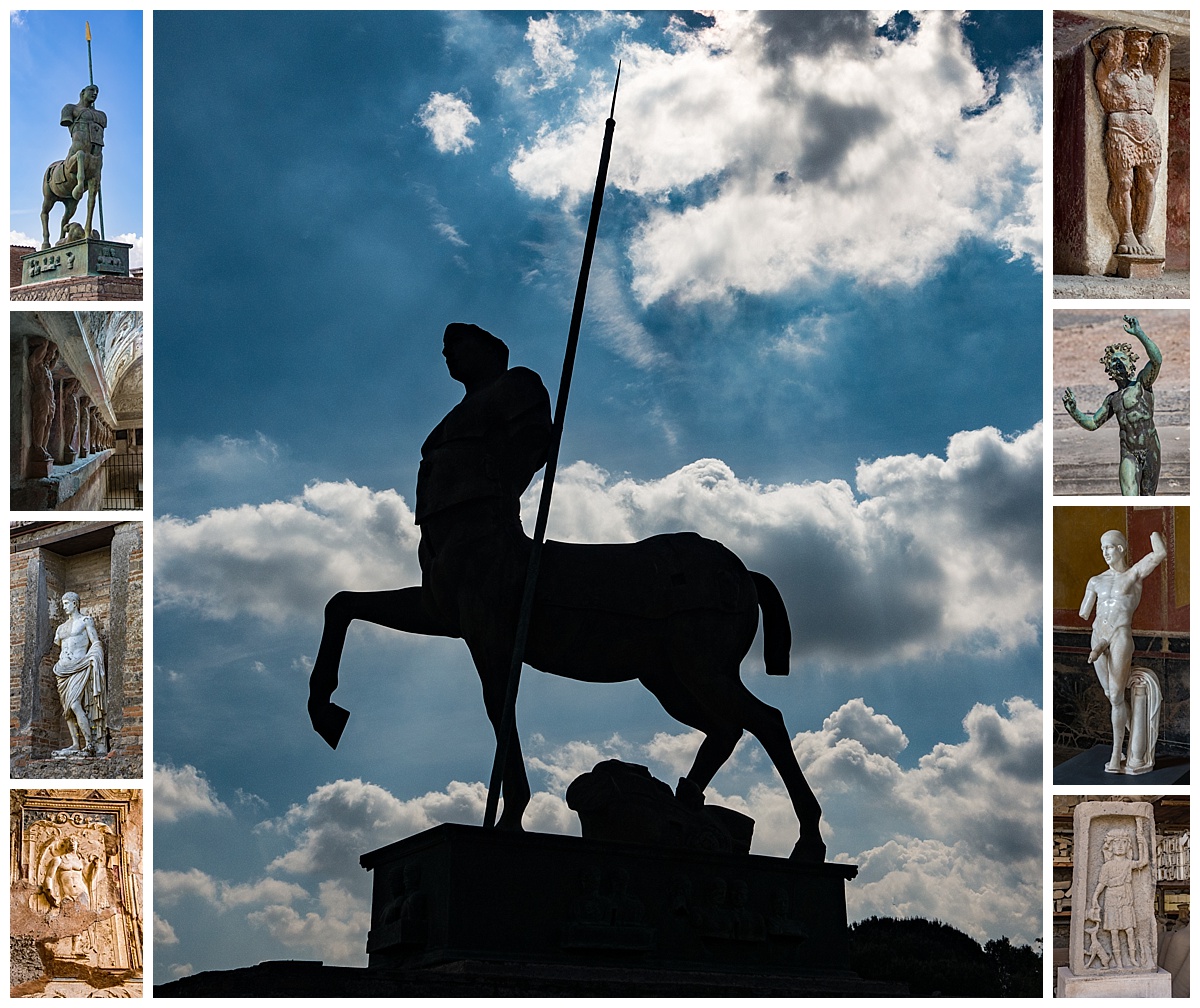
[1057,800,1171,996]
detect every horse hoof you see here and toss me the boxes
[496,815,526,833]
[789,838,827,863]
[308,699,350,749]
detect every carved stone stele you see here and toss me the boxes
[1058,800,1171,997]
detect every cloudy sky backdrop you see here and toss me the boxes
[152,10,1043,982]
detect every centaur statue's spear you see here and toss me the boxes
[85,20,106,239]
[483,64,621,830]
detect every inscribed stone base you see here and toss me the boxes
[11,274,142,302]
[20,238,131,284]
[1057,965,1172,998]
[1054,744,1189,786]
[361,823,857,978]
[1116,255,1166,280]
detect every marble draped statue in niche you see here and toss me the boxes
[1062,315,1160,497]
[1079,530,1167,774]
[51,592,107,757]
[1090,27,1171,259]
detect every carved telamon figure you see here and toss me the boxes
[26,338,58,479]
[1088,822,1152,969]
[51,592,107,757]
[1062,315,1160,496]
[1078,529,1167,773]
[1090,27,1171,258]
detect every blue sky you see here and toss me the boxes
[9,9,143,262]
[152,10,1044,983]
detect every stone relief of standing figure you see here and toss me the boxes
[1062,315,1161,496]
[1090,27,1171,258]
[51,592,107,757]
[1088,822,1151,969]
[1079,529,1167,774]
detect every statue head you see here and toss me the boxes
[1126,29,1153,63]
[80,84,99,104]
[1102,828,1134,859]
[1100,530,1128,570]
[61,591,81,613]
[1101,342,1138,384]
[442,322,509,385]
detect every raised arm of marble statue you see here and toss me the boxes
[1131,530,1168,579]
[1062,388,1114,431]
[1123,315,1161,388]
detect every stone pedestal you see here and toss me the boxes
[1116,254,1166,279]
[361,824,857,979]
[20,237,131,285]
[1057,965,1173,997]
[1054,744,1189,786]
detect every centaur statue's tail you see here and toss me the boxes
[750,571,791,676]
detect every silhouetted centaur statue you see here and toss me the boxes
[308,323,825,861]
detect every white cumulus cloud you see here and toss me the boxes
[155,480,420,623]
[508,10,1041,303]
[418,91,480,154]
[154,763,232,823]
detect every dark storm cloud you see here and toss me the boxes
[756,10,880,63]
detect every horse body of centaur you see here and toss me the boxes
[308,502,826,862]
[41,155,102,251]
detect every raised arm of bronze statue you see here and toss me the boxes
[1123,314,1161,387]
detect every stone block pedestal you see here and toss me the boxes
[1057,965,1172,997]
[20,237,131,285]
[361,823,858,979]
[1116,254,1166,279]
